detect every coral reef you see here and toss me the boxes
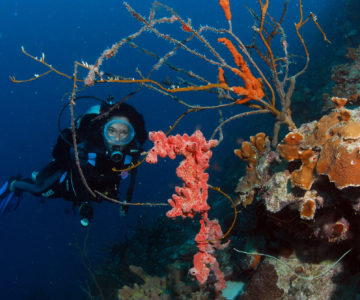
[233,96,360,299]
[236,97,360,226]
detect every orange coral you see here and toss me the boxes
[219,0,231,21]
[284,132,303,145]
[306,112,340,147]
[332,96,351,121]
[218,37,265,104]
[278,134,317,190]
[331,96,347,108]
[328,221,349,242]
[234,141,257,168]
[316,119,360,189]
[277,132,303,161]
[317,140,360,189]
[278,132,319,190]
[234,133,268,168]
[218,67,226,85]
[250,132,267,153]
[340,109,351,122]
[279,98,360,190]
[235,133,269,206]
[300,198,316,220]
[334,120,360,140]
[291,149,318,190]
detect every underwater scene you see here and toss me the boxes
[1,0,360,299]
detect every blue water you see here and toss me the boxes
[0,0,349,299]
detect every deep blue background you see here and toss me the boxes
[0,0,346,299]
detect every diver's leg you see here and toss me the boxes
[0,170,63,213]
[1,160,66,212]
[11,169,64,194]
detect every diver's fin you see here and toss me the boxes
[0,178,23,214]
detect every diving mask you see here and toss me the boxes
[103,119,135,146]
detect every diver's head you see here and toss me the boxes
[77,102,147,156]
[103,116,135,162]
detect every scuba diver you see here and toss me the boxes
[0,98,147,227]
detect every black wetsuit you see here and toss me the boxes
[13,102,147,222]
[31,128,141,217]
